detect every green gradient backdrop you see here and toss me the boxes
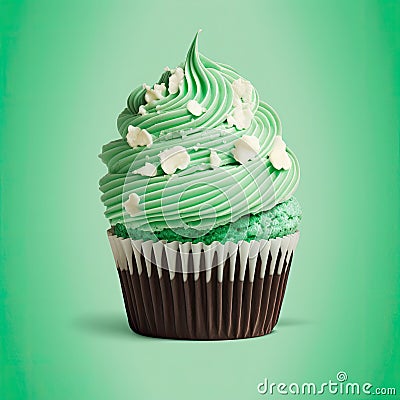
[1,1,399,399]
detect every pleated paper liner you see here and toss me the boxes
[108,230,300,340]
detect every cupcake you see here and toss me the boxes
[99,32,301,340]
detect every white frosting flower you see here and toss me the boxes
[232,78,253,102]
[187,99,206,116]
[268,136,292,170]
[126,125,153,148]
[133,162,157,177]
[159,146,190,174]
[226,103,253,130]
[123,193,141,217]
[210,149,222,169]
[138,105,147,115]
[231,135,260,164]
[143,83,166,103]
[168,67,185,94]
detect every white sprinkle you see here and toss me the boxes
[138,105,147,115]
[231,135,260,164]
[187,99,205,116]
[232,78,253,102]
[133,162,157,177]
[210,149,222,169]
[126,125,153,148]
[123,193,141,217]
[226,103,253,130]
[268,136,292,170]
[143,83,166,103]
[168,67,185,94]
[159,146,190,175]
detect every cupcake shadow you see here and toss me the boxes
[72,312,310,341]
[276,317,312,328]
[72,312,148,340]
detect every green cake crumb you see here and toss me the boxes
[113,197,301,245]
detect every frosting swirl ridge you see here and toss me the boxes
[99,33,300,232]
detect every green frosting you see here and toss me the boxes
[99,33,300,234]
[114,197,301,245]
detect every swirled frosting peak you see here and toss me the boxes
[99,32,300,234]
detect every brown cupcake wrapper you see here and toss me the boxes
[108,231,300,340]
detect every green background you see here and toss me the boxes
[1,0,399,399]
